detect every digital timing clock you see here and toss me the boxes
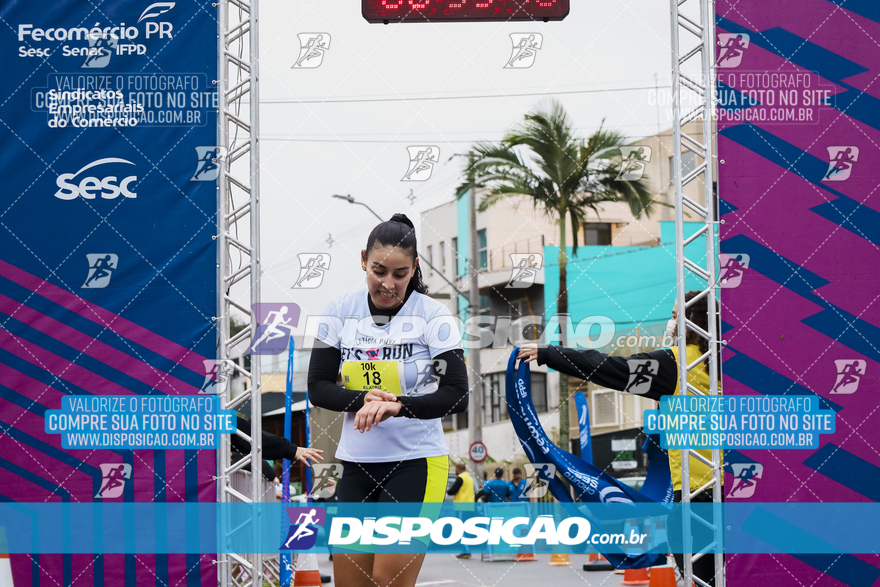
[363,0,570,24]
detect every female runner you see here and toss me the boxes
[308,213,469,587]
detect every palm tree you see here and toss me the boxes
[456,98,655,453]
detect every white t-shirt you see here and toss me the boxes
[315,288,463,463]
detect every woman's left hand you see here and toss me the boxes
[354,401,402,433]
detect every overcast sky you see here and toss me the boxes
[254,0,676,320]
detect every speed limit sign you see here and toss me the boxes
[469,441,488,463]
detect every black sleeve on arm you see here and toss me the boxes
[307,345,368,413]
[233,416,300,461]
[447,476,463,496]
[536,345,678,401]
[396,349,469,420]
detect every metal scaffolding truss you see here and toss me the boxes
[670,0,725,586]
[216,0,263,586]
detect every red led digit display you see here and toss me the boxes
[363,0,570,23]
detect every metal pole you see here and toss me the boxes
[249,0,263,579]
[216,1,230,584]
[466,151,483,477]
[670,0,724,585]
[217,0,261,584]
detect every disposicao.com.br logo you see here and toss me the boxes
[326,515,647,548]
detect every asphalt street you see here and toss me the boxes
[317,553,631,587]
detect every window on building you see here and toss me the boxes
[480,294,491,316]
[592,389,620,426]
[482,372,507,425]
[583,223,612,246]
[669,151,697,181]
[439,241,446,276]
[441,413,454,431]
[426,245,434,277]
[531,373,548,414]
[451,237,458,277]
[477,229,488,269]
[456,409,468,431]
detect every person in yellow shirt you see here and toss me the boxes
[446,462,476,559]
[517,291,723,586]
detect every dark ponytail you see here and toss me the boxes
[365,213,429,295]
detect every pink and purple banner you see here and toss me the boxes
[717,0,880,585]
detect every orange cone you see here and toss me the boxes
[514,552,538,561]
[619,568,650,585]
[588,552,600,562]
[292,552,322,587]
[648,555,676,587]
[549,553,570,566]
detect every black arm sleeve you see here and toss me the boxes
[536,345,678,401]
[447,476,463,496]
[475,489,487,502]
[396,349,469,420]
[307,345,369,413]
[232,416,300,461]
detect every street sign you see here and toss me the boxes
[363,0,570,24]
[469,441,488,463]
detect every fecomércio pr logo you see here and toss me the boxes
[281,507,326,550]
[16,2,176,69]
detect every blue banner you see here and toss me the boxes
[505,349,674,568]
[574,391,592,464]
[0,1,218,585]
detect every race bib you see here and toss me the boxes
[341,361,404,397]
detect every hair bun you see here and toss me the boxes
[389,213,414,229]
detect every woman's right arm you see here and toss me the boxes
[307,345,369,412]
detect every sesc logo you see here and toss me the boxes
[55,158,138,200]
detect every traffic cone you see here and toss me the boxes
[514,551,538,561]
[549,553,570,566]
[292,552,322,587]
[619,568,650,585]
[648,555,676,587]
